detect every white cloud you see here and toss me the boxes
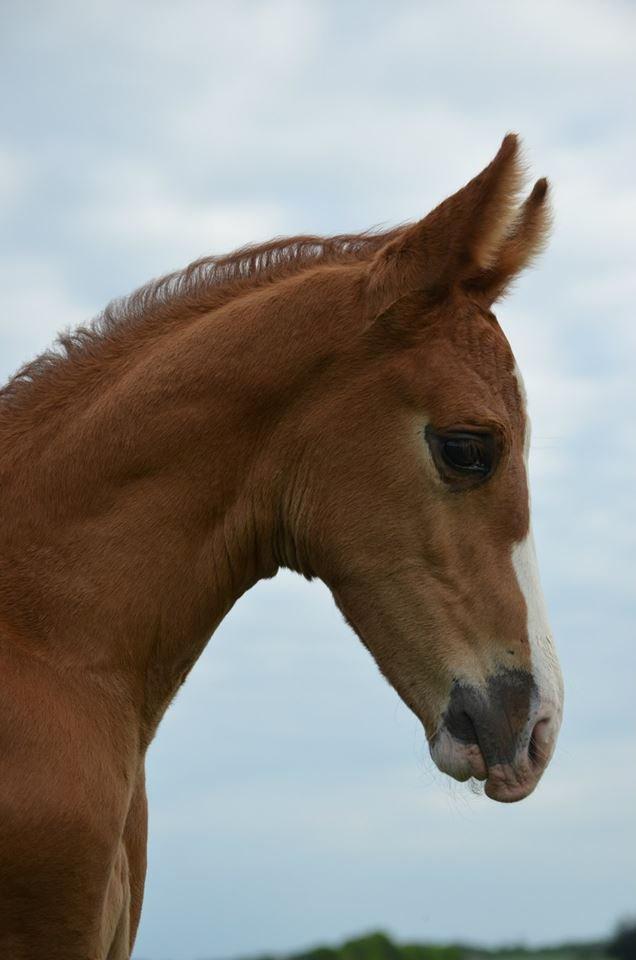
[73,179,287,270]
[0,258,90,381]
[0,145,32,211]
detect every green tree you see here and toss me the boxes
[608,921,636,960]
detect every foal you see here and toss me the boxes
[0,134,562,957]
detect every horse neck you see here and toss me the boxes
[0,272,354,739]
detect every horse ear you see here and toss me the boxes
[463,177,552,304]
[367,133,525,315]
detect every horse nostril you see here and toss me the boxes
[459,710,479,744]
[528,730,540,768]
[528,716,552,770]
[445,706,479,745]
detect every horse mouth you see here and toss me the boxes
[429,718,557,803]
[427,670,561,802]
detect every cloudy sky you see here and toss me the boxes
[1,1,635,958]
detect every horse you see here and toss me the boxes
[0,134,563,958]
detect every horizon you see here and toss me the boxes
[133,925,618,960]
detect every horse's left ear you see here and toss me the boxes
[367,134,551,314]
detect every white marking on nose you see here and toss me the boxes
[512,365,564,720]
[511,532,563,713]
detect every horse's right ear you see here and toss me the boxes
[366,134,524,316]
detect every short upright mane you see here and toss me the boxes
[108,226,403,328]
[0,226,404,416]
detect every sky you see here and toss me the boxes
[1,1,635,958]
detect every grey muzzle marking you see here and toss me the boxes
[443,668,538,767]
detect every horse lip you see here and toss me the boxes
[484,762,541,803]
[429,727,488,782]
[429,726,546,799]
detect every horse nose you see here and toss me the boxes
[483,707,560,802]
[445,668,536,765]
[438,668,560,801]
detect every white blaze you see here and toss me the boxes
[512,366,564,722]
[512,533,563,713]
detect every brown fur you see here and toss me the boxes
[0,135,552,956]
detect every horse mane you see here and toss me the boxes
[0,226,405,415]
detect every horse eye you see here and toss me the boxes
[425,428,497,487]
[442,437,489,472]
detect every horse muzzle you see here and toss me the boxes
[429,668,562,802]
